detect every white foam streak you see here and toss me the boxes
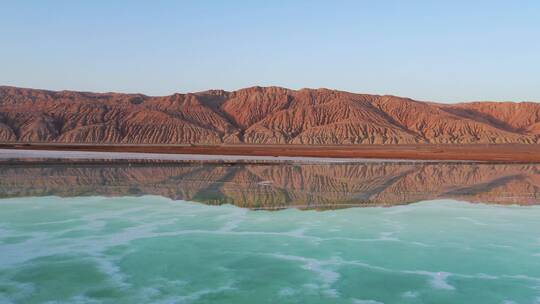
[269,254,340,298]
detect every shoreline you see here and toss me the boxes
[1,143,540,163]
[0,148,445,164]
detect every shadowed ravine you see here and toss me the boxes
[1,162,540,209]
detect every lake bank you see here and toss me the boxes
[2,143,540,163]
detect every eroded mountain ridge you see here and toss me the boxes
[1,86,540,144]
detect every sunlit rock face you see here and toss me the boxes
[1,86,540,144]
[1,162,539,209]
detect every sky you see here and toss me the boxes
[1,0,539,103]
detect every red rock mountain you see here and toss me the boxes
[1,85,540,144]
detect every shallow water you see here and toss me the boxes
[1,163,540,303]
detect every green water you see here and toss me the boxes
[0,196,539,304]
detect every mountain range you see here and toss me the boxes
[1,85,540,144]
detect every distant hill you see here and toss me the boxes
[1,85,539,144]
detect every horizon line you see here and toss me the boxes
[1,84,538,105]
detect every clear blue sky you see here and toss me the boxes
[1,0,539,102]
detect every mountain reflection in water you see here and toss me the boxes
[1,162,539,209]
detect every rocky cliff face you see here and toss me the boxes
[1,86,540,144]
[1,163,539,209]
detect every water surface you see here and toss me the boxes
[1,163,539,303]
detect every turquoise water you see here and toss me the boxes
[1,195,539,304]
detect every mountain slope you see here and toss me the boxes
[1,85,539,144]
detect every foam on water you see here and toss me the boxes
[1,196,539,303]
